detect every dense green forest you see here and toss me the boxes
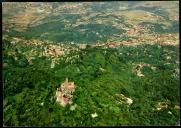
[3,2,180,126]
[3,40,180,126]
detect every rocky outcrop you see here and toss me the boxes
[115,93,133,105]
[132,63,155,77]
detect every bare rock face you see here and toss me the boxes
[115,94,133,105]
[132,63,151,77]
[55,78,76,107]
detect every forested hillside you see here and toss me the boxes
[3,2,180,126]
